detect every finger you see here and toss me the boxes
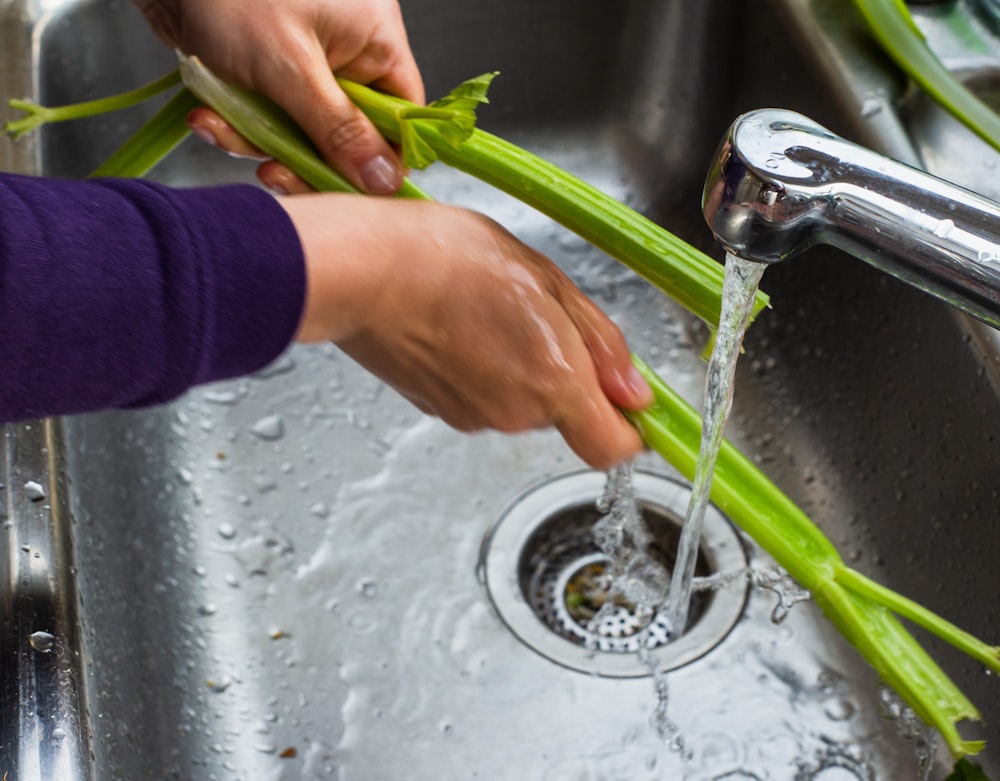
[186,108,269,160]
[261,48,405,195]
[369,51,425,107]
[555,385,646,471]
[326,5,425,105]
[340,42,426,107]
[533,257,651,411]
[561,289,652,411]
[257,160,314,195]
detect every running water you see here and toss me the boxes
[592,462,668,624]
[663,253,766,636]
[589,254,765,749]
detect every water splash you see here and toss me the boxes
[748,568,812,624]
[591,462,668,623]
[877,687,938,780]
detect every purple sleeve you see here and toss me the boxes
[0,173,306,423]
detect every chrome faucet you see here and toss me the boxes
[702,108,1000,329]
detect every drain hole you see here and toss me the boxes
[520,502,711,653]
[481,470,749,677]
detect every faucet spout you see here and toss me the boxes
[702,108,1000,329]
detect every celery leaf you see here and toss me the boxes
[397,72,498,169]
[947,759,990,781]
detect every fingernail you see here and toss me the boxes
[191,125,217,147]
[265,182,289,196]
[360,155,402,195]
[626,365,652,400]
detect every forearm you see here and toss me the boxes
[0,173,305,423]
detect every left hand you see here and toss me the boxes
[135,0,423,194]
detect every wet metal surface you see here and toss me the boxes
[1,0,998,778]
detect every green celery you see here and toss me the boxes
[628,356,997,758]
[91,87,200,178]
[852,0,1000,153]
[176,58,429,199]
[5,70,181,140]
[336,75,768,329]
[947,758,991,781]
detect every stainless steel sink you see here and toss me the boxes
[2,0,998,778]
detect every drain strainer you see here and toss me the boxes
[479,470,749,677]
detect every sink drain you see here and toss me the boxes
[479,470,749,677]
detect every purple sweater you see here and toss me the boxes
[0,173,306,423]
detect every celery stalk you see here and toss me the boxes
[176,59,429,199]
[853,0,1000,153]
[91,87,201,178]
[336,76,767,328]
[628,356,995,758]
[4,70,181,140]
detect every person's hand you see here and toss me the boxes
[135,0,422,194]
[278,194,652,469]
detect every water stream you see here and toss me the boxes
[591,253,767,749]
[663,253,767,635]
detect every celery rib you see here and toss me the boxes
[178,56,430,200]
[628,356,990,758]
[337,78,768,329]
[5,70,182,140]
[852,0,1000,153]
[90,87,201,178]
[836,565,1000,675]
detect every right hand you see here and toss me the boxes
[278,193,652,469]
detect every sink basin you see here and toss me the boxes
[2,0,998,778]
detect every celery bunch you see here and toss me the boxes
[6,57,999,760]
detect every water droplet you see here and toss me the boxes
[357,578,378,598]
[207,676,232,693]
[177,467,193,485]
[932,218,954,238]
[203,389,240,405]
[823,697,856,721]
[309,502,330,519]
[253,475,277,493]
[23,481,46,502]
[978,248,1000,263]
[251,414,285,440]
[52,727,66,741]
[29,631,55,652]
[860,95,883,118]
[199,603,218,616]
[217,523,237,540]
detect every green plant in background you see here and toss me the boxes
[5,50,999,766]
[852,0,1000,152]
